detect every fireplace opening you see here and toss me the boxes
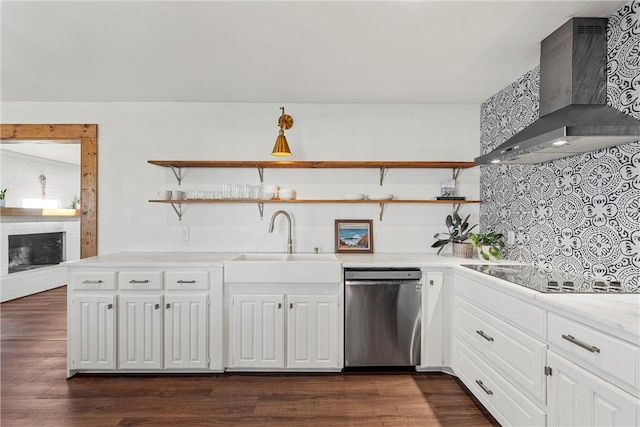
[8,232,65,274]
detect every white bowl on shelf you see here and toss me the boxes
[344,193,365,200]
[369,194,393,200]
[279,189,296,200]
[262,192,276,200]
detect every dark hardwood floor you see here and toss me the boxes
[1,286,497,426]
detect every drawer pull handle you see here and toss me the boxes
[475,380,493,395]
[166,303,171,309]
[562,334,600,353]
[177,280,197,284]
[155,304,160,310]
[129,280,149,284]
[476,330,494,342]
[107,304,113,310]
[82,280,103,284]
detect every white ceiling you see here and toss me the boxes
[0,0,628,104]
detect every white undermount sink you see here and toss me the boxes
[224,253,341,283]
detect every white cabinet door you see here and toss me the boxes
[287,294,339,369]
[164,294,209,369]
[71,294,116,369]
[422,271,443,368]
[231,294,285,368]
[118,294,163,369]
[547,351,638,427]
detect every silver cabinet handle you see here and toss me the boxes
[177,280,196,284]
[129,280,149,284]
[475,380,493,395]
[82,280,103,284]
[562,334,600,353]
[476,330,494,342]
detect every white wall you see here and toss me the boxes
[1,102,480,255]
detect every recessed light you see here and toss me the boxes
[490,159,501,164]
[552,140,569,146]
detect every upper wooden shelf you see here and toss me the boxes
[148,160,475,169]
[0,207,80,217]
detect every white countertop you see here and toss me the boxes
[64,251,639,343]
[62,251,237,267]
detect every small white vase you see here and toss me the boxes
[452,242,474,259]
[0,200,5,207]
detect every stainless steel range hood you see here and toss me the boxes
[475,18,640,165]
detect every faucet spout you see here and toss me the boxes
[268,210,293,254]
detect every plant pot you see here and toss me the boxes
[0,200,5,208]
[477,245,500,262]
[452,242,473,259]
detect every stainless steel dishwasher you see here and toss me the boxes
[344,267,422,367]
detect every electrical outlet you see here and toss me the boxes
[374,230,381,242]
[178,226,189,241]
[507,230,515,245]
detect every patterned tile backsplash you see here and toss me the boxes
[479,0,640,291]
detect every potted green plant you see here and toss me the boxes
[470,232,505,261]
[431,207,477,258]
[0,189,6,207]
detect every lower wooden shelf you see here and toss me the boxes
[0,207,81,217]
[149,199,481,220]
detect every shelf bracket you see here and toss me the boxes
[170,166,183,185]
[170,202,183,220]
[256,166,264,184]
[452,167,462,181]
[379,203,387,221]
[379,167,387,186]
[257,202,264,219]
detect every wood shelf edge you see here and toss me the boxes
[0,207,81,217]
[149,199,482,204]
[147,160,476,169]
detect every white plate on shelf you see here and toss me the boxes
[368,194,393,200]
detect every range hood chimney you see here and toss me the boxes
[475,18,640,165]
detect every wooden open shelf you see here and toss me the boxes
[148,159,480,220]
[0,207,81,217]
[148,160,475,169]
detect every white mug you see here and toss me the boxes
[157,190,171,200]
[172,190,185,200]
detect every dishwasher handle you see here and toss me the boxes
[345,280,422,286]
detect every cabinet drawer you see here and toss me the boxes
[72,272,116,290]
[119,271,163,290]
[166,272,209,290]
[548,312,638,391]
[455,296,547,404]
[454,339,546,427]
[456,274,545,339]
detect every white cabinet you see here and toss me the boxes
[287,295,339,369]
[231,294,285,368]
[67,264,223,376]
[547,351,637,427]
[421,271,444,368]
[164,294,209,368]
[71,294,117,370]
[453,273,546,425]
[229,293,340,370]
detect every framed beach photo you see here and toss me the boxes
[335,219,374,253]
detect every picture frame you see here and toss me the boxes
[335,219,374,253]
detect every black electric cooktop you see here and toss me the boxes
[462,264,639,294]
